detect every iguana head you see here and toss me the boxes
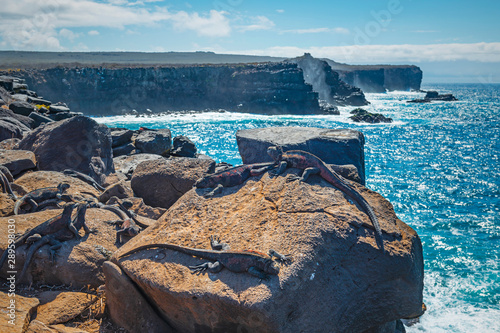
[267,145,283,162]
[58,182,70,192]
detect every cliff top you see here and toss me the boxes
[0,51,286,70]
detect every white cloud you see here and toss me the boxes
[169,10,231,37]
[88,30,100,36]
[276,9,285,13]
[239,16,275,32]
[0,0,230,50]
[281,27,350,35]
[332,27,350,35]
[227,42,500,63]
[59,28,80,41]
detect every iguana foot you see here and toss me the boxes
[189,261,223,274]
[203,184,223,198]
[268,249,292,263]
[210,235,230,251]
[285,175,302,182]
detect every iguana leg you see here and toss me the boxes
[270,161,288,176]
[189,261,224,274]
[210,235,230,251]
[203,184,223,198]
[67,220,81,240]
[25,197,39,212]
[287,167,320,182]
[247,266,270,280]
[48,239,63,263]
[268,249,292,263]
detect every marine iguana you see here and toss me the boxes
[14,182,70,215]
[17,203,94,280]
[0,203,77,271]
[0,167,16,199]
[267,145,384,251]
[194,162,276,197]
[63,169,105,192]
[118,236,287,280]
[99,202,141,243]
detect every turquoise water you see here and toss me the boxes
[95,84,500,332]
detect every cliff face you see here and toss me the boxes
[324,59,423,93]
[290,54,369,106]
[18,63,322,116]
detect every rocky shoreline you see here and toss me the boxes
[0,78,424,333]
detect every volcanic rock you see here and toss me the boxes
[0,149,37,176]
[109,167,424,332]
[134,129,172,155]
[0,208,120,287]
[349,108,393,124]
[130,157,215,209]
[236,126,367,184]
[9,100,35,116]
[0,291,39,333]
[17,116,114,185]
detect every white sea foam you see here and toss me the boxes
[407,272,500,333]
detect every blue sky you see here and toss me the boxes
[1,0,499,82]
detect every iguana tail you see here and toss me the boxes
[14,196,26,215]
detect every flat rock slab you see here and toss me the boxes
[0,208,120,287]
[112,169,424,332]
[236,126,366,184]
[131,157,215,209]
[14,171,100,202]
[0,149,37,176]
[35,291,98,325]
[0,291,39,333]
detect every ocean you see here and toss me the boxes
[95,83,500,332]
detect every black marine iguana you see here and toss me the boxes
[0,203,77,271]
[17,203,94,280]
[14,183,70,215]
[99,202,142,244]
[63,169,105,192]
[267,145,384,251]
[194,162,276,197]
[118,236,289,280]
[0,166,16,199]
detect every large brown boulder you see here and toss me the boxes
[131,157,215,209]
[17,116,114,184]
[0,208,120,287]
[109,168,424,332]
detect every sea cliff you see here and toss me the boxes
[16,63,324,116]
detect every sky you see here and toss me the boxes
[0,0,499,83]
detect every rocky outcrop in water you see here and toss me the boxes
[349,108,393,124]
[407,90,458,103]
[17,63,325,116]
